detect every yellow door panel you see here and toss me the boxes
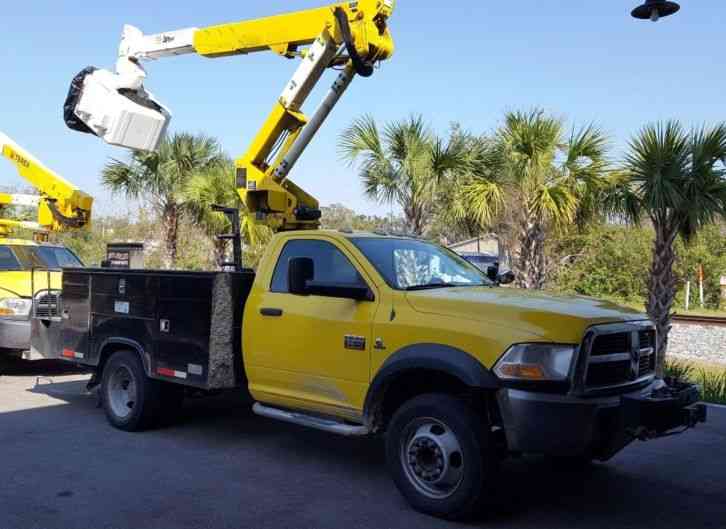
[246,365,365,421]
[244,235,379,414]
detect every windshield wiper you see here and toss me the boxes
[405,282,490,291]
[405,283,462,291]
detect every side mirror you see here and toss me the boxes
[486,264,499,282]
[288,257,314,295]
[497,270,515,285]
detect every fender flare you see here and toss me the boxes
[96,337,151,376]
[363,343,499,422]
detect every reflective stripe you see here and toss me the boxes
[62,348,84,359]
[157,367,187,379]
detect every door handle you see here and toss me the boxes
[260,307,283,317]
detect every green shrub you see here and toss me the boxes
[697,369,726,405]
[549,223,726,311]
[663,359,726,405]
[664,359,696,381]
[549,224,651,303]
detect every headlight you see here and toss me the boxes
[494,343,576,382]
[0,298,32,319]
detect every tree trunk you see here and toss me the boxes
[405,204,425,236]
[646,223,679,378]
[214,239,227,270]
[514,214,546,289]
[163,205,179,269]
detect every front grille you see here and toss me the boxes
[582,324,656,391]
[639,353,654,374]
[639,329,655,349]
[586,360,632,386]
[591,332,630,356]
[33,291,61,319]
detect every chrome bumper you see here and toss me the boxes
[0,317,31,351]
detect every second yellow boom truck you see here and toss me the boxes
[0,133,90,356]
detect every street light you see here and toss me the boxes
[631,1,681,22]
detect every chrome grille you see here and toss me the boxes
[33,290,62,320]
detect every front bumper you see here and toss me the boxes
[497,379,707,460]
[0,317,31,351]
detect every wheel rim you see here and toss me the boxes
[400,417,465,499]
[108,365,137,420]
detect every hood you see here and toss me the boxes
[0,271,62,298]
[405,286,646,342]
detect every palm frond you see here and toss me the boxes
[462,178,505,227]
[625,121,690,226]
[532,183,578,228]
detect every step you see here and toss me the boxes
[252,402,369,437]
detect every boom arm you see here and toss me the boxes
[0,132,93,237]
[64,0,394,231]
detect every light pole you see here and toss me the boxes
[631,0,681,22]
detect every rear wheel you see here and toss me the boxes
[385,393,498,520]
[101,350,163,431]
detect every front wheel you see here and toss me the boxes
[385,393,498,520]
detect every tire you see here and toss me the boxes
[385,393,498,520]
[101,350,163,431]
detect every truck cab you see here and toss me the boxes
[0,238,82,356]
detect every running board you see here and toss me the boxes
[252,403,370,437]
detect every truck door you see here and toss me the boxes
[245,238,378,416]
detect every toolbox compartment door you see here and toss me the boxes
[60,271,92,361]
[155,273,215,385]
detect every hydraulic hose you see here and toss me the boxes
[333,7,374,78]
[45,199,88,229]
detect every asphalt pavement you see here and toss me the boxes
[1,358,725,529]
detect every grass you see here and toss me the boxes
[665,358,726,405]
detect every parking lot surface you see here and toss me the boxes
[1,358,725,529]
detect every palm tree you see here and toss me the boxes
[102,132,225,267]
[464,109,609,289]
[184,163,238,268]
[606,121,726,375]
[338,115,467,236]
[436,131,506,242]
[184,161,270,268]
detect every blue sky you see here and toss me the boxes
[1,1,723,216]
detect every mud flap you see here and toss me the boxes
[30,318,62,359]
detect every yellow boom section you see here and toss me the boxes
[194,1,394,59]
[65,0,394,233]
[0,132,93,237]
[192,0,395,231]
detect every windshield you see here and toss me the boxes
[8,245,83,269]
[0,246,22,271]
[351,237,491,290]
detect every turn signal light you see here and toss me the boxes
[497,363,546,380]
